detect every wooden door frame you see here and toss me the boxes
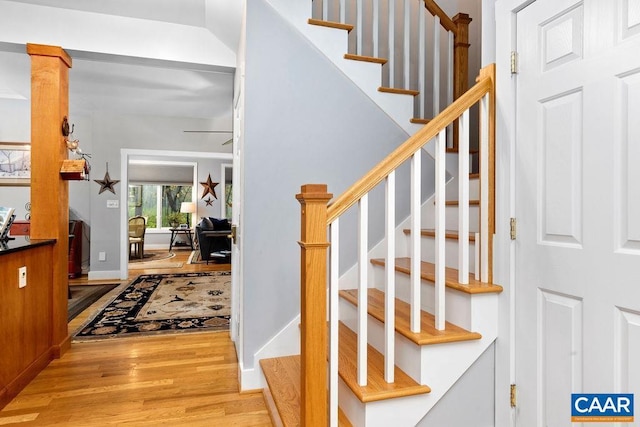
[494,0,536,425]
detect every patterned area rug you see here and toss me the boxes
[74,272,230,340]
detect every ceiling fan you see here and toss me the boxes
[183,130,233,145]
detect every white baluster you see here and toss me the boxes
[475,232,480,280]
[432,16,440,116]
[418,7,426,118]
[480,94,490,283]
[435,129,446,330]
[446,31,454,146]
[388,0,395,87]
[323,0,329,21]
[385,171,396,383]
[329,219,340,427]
[410,151,421,333]
[373,0,380,58]
[340,0,346,23]
[358,194,368,386]
[458,109,469,284]
[357,0,363,55]
[403,0,411,88]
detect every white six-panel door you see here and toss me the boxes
[515,0,640,425]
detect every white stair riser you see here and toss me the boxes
[422,204,480,233]
[444,175,480,200]
[405,234,476,271]
[369,265,473,330]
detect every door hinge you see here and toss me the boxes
[510,218,517,240]
[510,51,518,75]
[510,384,517,408]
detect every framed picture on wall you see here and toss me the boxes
[0,143,30,186]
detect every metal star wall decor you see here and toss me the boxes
[204,197,214,206]
[94,163,120,195]
[200,174,219,199]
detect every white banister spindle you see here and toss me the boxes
[388,0,395,87]
[329,219,340,427]
[410,151,421,333]
[474,232,480,280]
[435,129,447,331]
[373,0,380,58]
[418,8,426,118]
[384,171,396,383]
[446,31,454,146]
[340,0,346,23]
[323,0,329,21]
[458,109,470,284]
[357,0,364,55]
[403,0,411,88]
[479,94,490,283]
[432,16,441,116]
[357,194,368,386]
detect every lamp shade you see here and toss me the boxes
[180,202,196,213]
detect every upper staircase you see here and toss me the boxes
[259,1,499,425]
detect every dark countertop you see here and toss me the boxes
[0,237,56,256]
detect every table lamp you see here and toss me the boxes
[180,202,196,227]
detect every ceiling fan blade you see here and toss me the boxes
[183,130,232,133]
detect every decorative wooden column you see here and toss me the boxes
[296,184,332,427]
[27,43,73,358]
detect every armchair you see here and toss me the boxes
[195,217,231,264]
[128,216,146,259]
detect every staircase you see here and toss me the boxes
[259,1,499,426]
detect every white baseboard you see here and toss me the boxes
[87,270,121,281]
[240,314,301,391]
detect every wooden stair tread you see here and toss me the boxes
[308,18,354,32]
[402,228,476,242]
[344,53,388,64]
[378,86,419,96]
[260,356,301,427]
[337,322,431,402]
[340,288,482,345]
[410,118,431,124]
[440,199,480,206]
[469,172,479,179]
[261,356,354,426]
[371,257,503,294]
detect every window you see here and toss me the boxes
[128,184,192,229]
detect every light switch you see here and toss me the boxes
[18,266,27,288]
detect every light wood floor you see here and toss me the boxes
[0,250,272,426]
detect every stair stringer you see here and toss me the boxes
[338,293,498,426]
[264,0,425,137]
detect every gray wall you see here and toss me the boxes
[241,0,436,367]
[418,343,496,426]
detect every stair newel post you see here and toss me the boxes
[296,184,333,427]
[452,13,472,150]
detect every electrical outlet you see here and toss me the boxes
[98,251,106,261]
[106,200,119,208]
[18,266,27,288]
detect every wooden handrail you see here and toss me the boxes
[423,0,456,33]
[327,65,494,224]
